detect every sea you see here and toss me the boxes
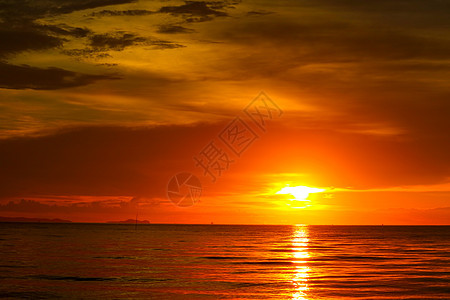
[0,224,448,299]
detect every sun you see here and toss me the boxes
[276,185,325,208]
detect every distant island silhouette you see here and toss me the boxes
[0,216,72,223]
[106,219,150,224]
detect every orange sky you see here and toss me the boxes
[0,0,449,224]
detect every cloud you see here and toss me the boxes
[159,1,230,22]
[0,0,136,22]
[0,21,92,59]
[0,25,63,58]
[89,9,153,17]
[148,39,185,49]
[186,6,450,153]
[0,0,138,59]
[212,18,450,64]
[0,63,119,90]
[0,197,165,222]
[62,48,112,59]
[0,198,156,213]
[88,32,185,50]
[246,10,275,16]
[157,24,195,34]
[37,24,91,38]
[160,1,227,16]
[310,0,450,16]
[89,32,147,50]
[62,32,184,60]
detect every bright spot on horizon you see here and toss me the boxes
[276,185,326,208]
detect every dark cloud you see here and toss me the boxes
[246,10,274,16]
[0,62,119,90]
[0,0,136,22]
[157,24,195,34]
[0,0,235,62]
[89,32,147,50]
[207,0,242,10]
[45,0,137,15]
[0,25,63,58]
[59,32,184,58]
[86,32,185,51]
[0,197,167,222]
[160,1,227,16]
[97,63,118,67]
[37,24,91,38]
[216,19,450,62]
[0,198,157,214]
[0,22,92,60]
[0,0,135,59]
[0,199,62,213]
[159,1,229,22]
[62,48,112,59]
[197,12,450,92]
[89,9,153,17]
[202,10,450,152]
[149,39,185,49]
[311,0,450,15]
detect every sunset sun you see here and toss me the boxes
[276,185,326,208]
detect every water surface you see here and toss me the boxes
[0,224,448,299]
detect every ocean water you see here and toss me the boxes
[0,224,448,299]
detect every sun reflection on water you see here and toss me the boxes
[291,225,310,300]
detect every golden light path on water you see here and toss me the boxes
[291,225,311,300]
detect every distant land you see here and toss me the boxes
[0,216,72,223]
[106,219,150,224]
